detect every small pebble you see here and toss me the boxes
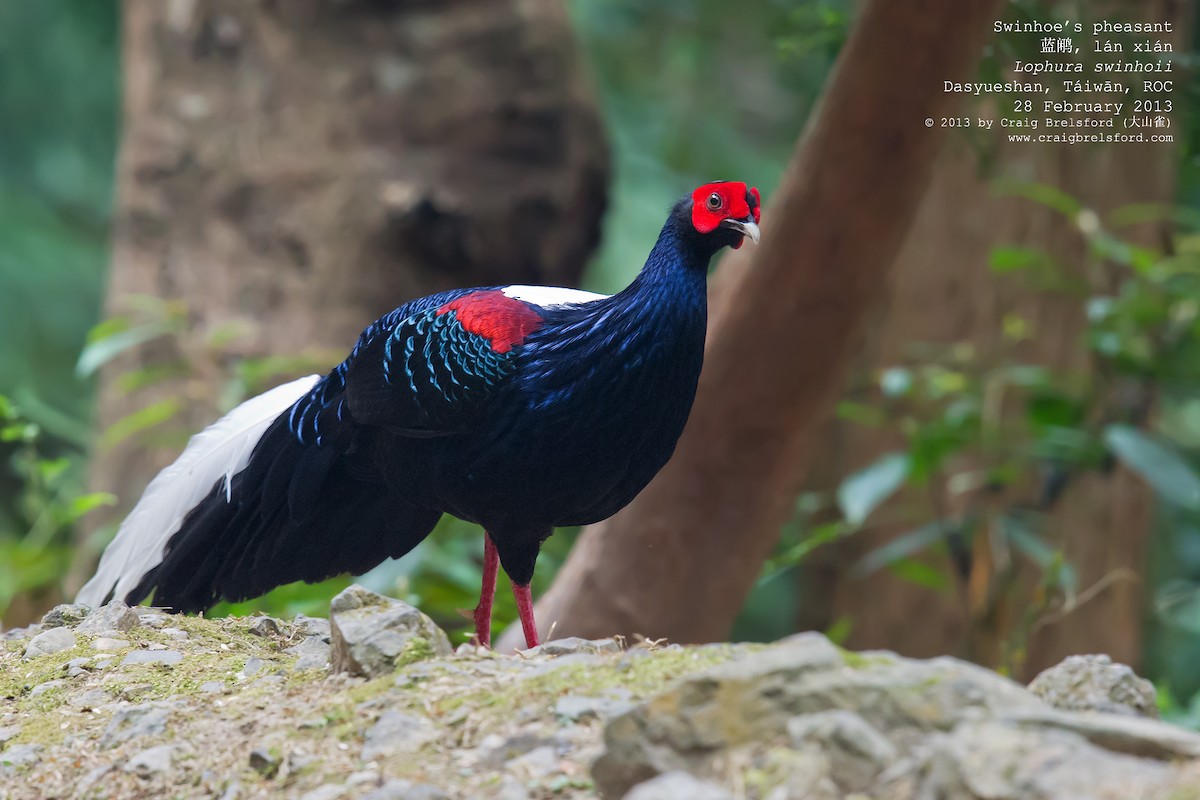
[93,638,130,651]
[30,680,65,697]
[24,627,76,659]
[121,650,183,666]
[124,744,178,778]
[346,770,381,786]
[118,684,153,701]
[522,637,621,657]
[248,617,281,637]
[77,602,140,635]
[298,785,347,800]
[292,614,331,641]
[70,690,112,710]
[248,748,280,777]
[0,743,43,768]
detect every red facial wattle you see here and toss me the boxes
[690,181,761,248]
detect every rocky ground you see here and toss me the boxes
[2,586,1200,799]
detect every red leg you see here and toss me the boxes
[473,534,499,648]
[512,582,540,649]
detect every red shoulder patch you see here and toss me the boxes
[437,291,543,354]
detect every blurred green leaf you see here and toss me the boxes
[206,320,254,349]
[836,401,886,427]
[76,319,177,377]
[37,457,70,484]
[1109,203,1200,231]
[1088,230,1158,272]
[1026,392,1085,429]
[85,316,129,343]
[887,558,951,591]
[101,398,183,449]
[988,246,1044,273]
[116,362,189,394]
[64,492,117,523]
[924,367,969,398]
[761,520,851,576]
[209,576,352,619]
[1155,580,1200,636]
[0,422,37,442]
[837,452,910,526]
[992,179,1082,218]
[1000,513,1078,598]
[823,616,853,645]
[1104,424,1200,509]
[853,520,955,577]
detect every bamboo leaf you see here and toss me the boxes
[887,558,951,591]
[852,519,955,577]
[64,492,117,523]
[1104,424,1200,509]
[837,452,910,525]
[76,319,176,378]
[101,398,182,449]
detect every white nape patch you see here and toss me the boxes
[501,285,608,308]
[75,374,320,608]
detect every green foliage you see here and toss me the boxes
[837,452,909,526]
[1105,425,1200,509]
[0,393,114,616]
[566,0,842,293]
[0,0,118,428]
[766,192,1200,673]
[0,1,119,616]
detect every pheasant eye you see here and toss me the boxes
[706,192,722,211]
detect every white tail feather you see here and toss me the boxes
[76,375,320,608]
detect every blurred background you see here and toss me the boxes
[3,0,1200,724]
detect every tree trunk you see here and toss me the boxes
[497,0,1005,650]
[798,0,1190,677]
[77,0,607,580]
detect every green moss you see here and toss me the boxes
[752,746,827,795]
[546,775,594,792]
[835,646,894,670]
[742,766,775,797]
[323,705,355,726]
[7,705,75,748]
[435,645,752,721]
[346,674,395,705]
[0,642,94,709]
[0,615,321,732]
[394,636,435,668]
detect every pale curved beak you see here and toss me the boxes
[721,218,761,244]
